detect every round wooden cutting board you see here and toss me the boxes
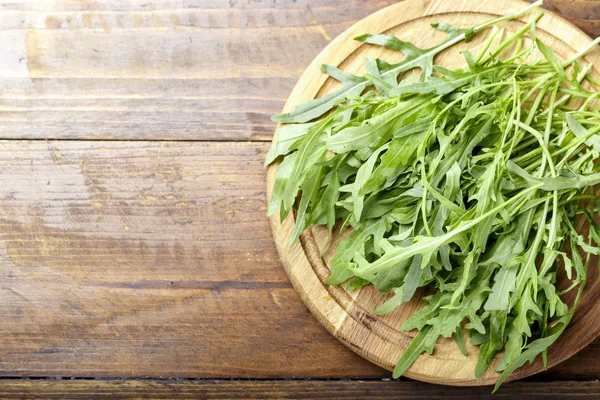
[266,0,600,386]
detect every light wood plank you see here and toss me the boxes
[0,1,595,141]
[0,0,398,141]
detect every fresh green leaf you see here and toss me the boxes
[266,1,600,389]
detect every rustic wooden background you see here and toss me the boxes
[0,0,598,398]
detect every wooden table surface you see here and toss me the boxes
[0,0,599,398]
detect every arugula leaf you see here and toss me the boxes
[266,0,600,389]
[392,325,436,379]
[454,325,469,356]
[494,293,582,392]
[320,64,365,84]
[484,266,517,311]
[272,1,543,123]
[280,115,335,215]
[536,39,565,76]
[432,22,475,42]
[361,117,432,195]
[352,143,389,220]
[394,66,506,96]
[566,113,600,152]
[325,219,386,285]
[265,122,316,166]
[267,152,297,218]
[326,98,430,153]
[290,162,325,245]
[374,286,405,315]
[508,160,600,190]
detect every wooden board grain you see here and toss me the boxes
[0,379,598,399]
[267,0,600,386]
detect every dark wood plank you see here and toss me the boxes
[0,139,597,380]
[539,339,600,380]
[0,379,598,399]
[538,0,600,38]
[0,140,383,378]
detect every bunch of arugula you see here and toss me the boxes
[266,1,600,390]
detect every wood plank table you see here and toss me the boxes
[0,0,598,398]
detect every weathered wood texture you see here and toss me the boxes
[267,0,600,386]
[0,0,598,396]
[0,140,597,381]
[0,379,599,399]
[0,0,398,141]
[0,0,595,141]
[538,0,600,37]
[0,140,381,378]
